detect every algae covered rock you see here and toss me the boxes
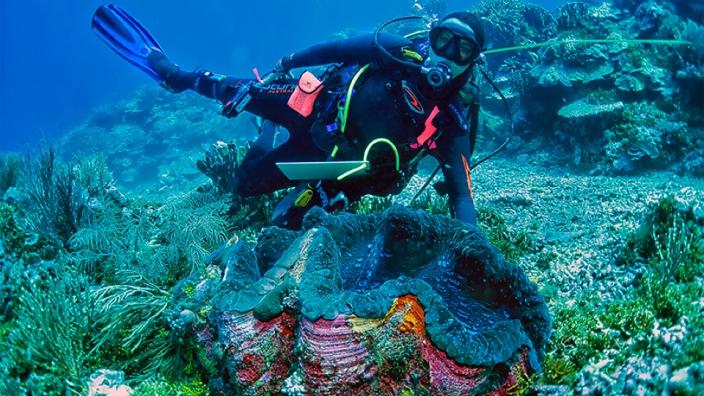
[178,206,551,395]
[59,87,248,193]
[603,101,689,173]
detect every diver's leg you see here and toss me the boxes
[149,52,309,133]
[92,5,305,131]
[248,120,282,158]
[155,55,320,193]
[234,136,327,196]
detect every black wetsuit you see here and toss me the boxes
[167,33,479,227]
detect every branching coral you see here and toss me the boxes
[155,190,228,273]
[18,148,115,247]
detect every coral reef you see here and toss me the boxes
[603,101,689,174]
[476,0,556,50]
[475,0,704,175]
[175,205,551,394]
[2,148,701,394]
[59,87,252,195]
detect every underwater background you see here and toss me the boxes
[1,0,560,151]
[1,0,704,395]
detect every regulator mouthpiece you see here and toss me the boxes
[423,63,452,88]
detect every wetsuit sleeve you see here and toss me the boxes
[433,124,478,226]
[280,33,412,70]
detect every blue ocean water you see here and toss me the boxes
[0,0,565,152]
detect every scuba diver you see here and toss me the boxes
[92,4,487,229]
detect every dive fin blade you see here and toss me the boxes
[91,4,163,82]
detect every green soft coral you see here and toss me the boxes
[1,271,97,396]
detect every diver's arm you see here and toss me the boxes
[434,127,478,226]
[278,33,412,70]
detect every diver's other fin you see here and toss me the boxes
[272,184,314,230]
[92,4,163,81]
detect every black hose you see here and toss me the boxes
[471,67,514,168]
[373,16,426,71]
[410,162,442,204]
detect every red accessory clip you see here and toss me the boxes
[410,106,440,150]
[252,68,264,83]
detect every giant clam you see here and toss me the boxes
[178,205,551,395]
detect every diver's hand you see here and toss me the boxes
[261,56,290,84]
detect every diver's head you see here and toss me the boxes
[423,12,484,88]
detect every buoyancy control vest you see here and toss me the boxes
[307,63,472,195]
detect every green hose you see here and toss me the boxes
[337,138,400,181]
[341,64,370,133]
[483,38,694,55]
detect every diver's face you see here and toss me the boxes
[424,18,478,82]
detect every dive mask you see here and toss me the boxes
[428,18,479,66]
